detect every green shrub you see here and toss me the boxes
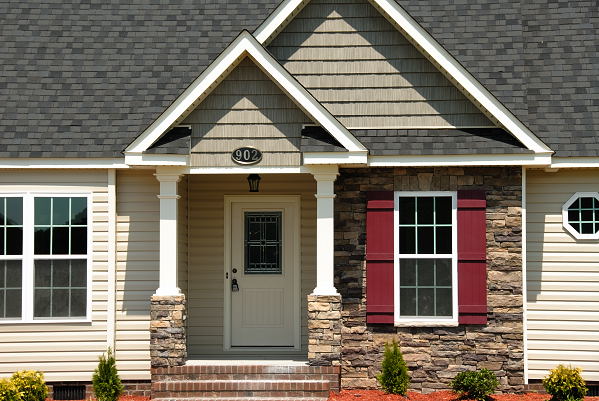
[451,369,499,401]
[92,348,124,401]
[542,364,587,401]
[0,378,20,401]
[376,340,410,395]
[10,371,47,401]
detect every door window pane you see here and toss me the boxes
[244,212,282,274]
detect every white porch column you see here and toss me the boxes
[154,167,183,296]
[310,165,340,296]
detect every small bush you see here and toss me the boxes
[451,369,499,401]
[376,340,410,395]
[92,348,124,401]
[10,371,47,401]
[542,364,587,401]
[0,378,20,401]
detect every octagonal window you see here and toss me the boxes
[562,192,599,240]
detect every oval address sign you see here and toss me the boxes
[231,147,262,165]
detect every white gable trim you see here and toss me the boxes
[368,153,552,167]
[254,0,552,154]
[125,31,367,156]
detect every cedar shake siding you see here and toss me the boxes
[268,0,494,129]
[183,58,314,168]
[334,167,524,392]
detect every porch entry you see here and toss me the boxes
[225,196,301,350]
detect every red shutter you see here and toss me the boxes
[457,190,488,325]
[366,191,394,324]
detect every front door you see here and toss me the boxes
[229,198,298,348]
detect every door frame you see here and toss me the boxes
[223,195,301,352]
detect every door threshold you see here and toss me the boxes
[186,357,309,366]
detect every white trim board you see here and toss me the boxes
[125,31,367,156]
[253,0,552,154]
[368,153,552,167]
[0,159,128,169]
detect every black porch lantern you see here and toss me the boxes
[247,174,261,192]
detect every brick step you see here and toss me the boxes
[153,391,329,398]
[153,365,339,376]
[152,380,329,396]
[153,397,328,401]
[153,373,339,381]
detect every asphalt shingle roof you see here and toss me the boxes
[0,0,597,158]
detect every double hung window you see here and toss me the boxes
[394,192,457,325]
[0,194,90,322]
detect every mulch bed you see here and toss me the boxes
[329,390,599,401]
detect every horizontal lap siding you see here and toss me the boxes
[187,174,316,356]
[526,169,599,381]
[0,170,109,381]
[268,0,493,128]
[184,58,313,167]
[116,170,160,380]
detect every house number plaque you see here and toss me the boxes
[231,147,262,165]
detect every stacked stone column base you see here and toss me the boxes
[150,295,187,368]
[308,294,342,366]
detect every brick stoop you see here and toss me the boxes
[151,363,340,401]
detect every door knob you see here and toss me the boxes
[232,268,238,273]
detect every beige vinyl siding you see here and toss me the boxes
[526,169,599,381]
[184,58,314,168]
[187,174,316,356]
[0,170,109,381]
[267,0,493,128]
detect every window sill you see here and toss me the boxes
[394,319,458,327]
[0,318,91,324]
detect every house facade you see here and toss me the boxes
[0,0,597,398]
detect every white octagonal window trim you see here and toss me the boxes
[562,192,599,240]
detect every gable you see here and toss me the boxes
[183,57,322,167]
[267,0,494,129]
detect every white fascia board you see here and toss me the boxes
[125,153,188,166]
[188,166,309,174]
[253,0,552,154]
[368,153,552,167]
[126,31,365,154]
[551,157,599,168]
[0,158,128,169]
[303,151,368,165]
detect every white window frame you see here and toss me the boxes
[0,192,92,324]
[562,192,599,240]
[393,191,458,327]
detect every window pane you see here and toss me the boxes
[417,226,434,254]
[581,223,594,234]
[52,260,70,287]
[570,198,580,209]
[399,226,415,254]
[581,210,593,222]
[70,260,87,287]
[34,227,51,254]
[35,260,52,287]
[51,289,69,317]
[581,197,593,208]
[70,198,87,225]
[53,197,70,226]
[417,260,434,286]
[418,288,434,316]
[35,198,51,225]
[71,227,87,255]
[436,288,452,316]
[435,197,452,224]
[52,227,69,254]
[399,260,416,286]
[417,197,434,224]
[6,227,22,255]
[568,209,579,222]
[6,198,23,226]
[399,288,416,316]
[399,197,415,224]
[5,289,21,318]
[0,229,4,256]
[436,226,452,254]
[436,259,452,287]
[70,289,86,317]
[34,289,51,318]
[5,260,21,287]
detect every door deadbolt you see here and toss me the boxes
[231,278,239,292]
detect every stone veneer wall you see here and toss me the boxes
[335,167,523,393]
[150,295,187,368]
